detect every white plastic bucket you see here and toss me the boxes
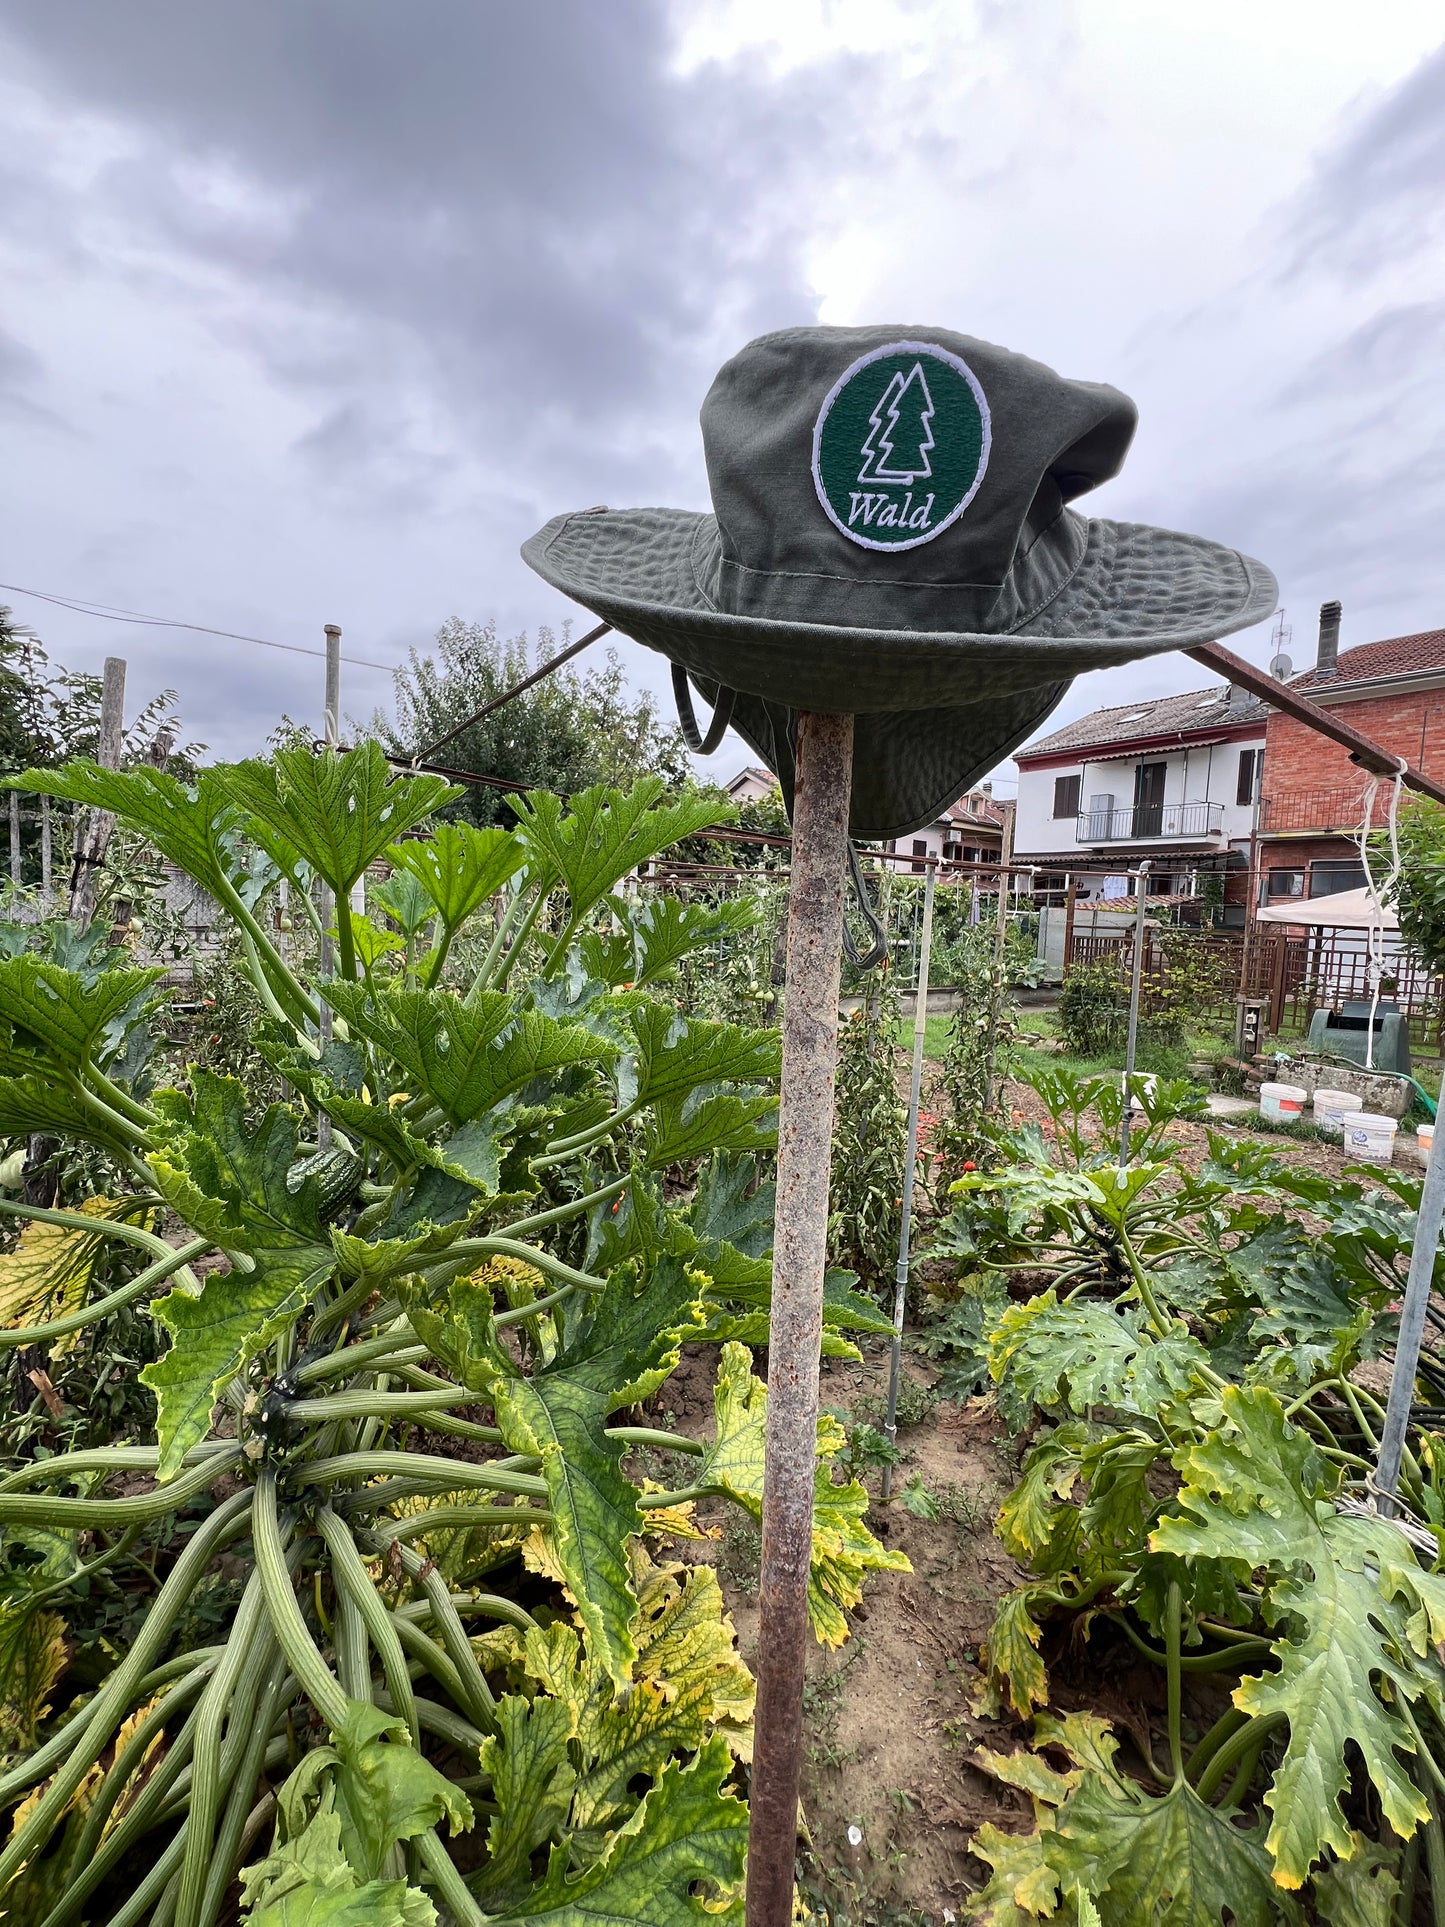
[1260,1081,1306,1123]
[1344,1111,1397,1163]
[1417,1122,1435,1166]
[1312,1088,1363,1137]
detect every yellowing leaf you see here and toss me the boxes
[699,1344,908,1648]
[0,1602,67,1757]
[0,1197,148,1349]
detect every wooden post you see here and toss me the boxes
[317,626,342,1151]
[746,711,854,1927]
[40,796,52,896]
[1269,927,1289,1037]
[8,790,19,887]
[68,656,127,932]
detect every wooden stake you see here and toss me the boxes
[8,790,19,887]
[317,625,342,1152]
[68,656,127,932]
[40,795,51,896]
[746,710,854,1927]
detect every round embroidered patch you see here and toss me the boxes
[812,341,991,551]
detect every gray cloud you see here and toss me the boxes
[0,0,860,518]
[1285,43,1445,274]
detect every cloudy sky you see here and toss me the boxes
[2,0,1442,797]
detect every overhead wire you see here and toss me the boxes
[0,580,400,673]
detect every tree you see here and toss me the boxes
[0,607,52,775]
[1380,797,1445,973]
[369,617,690,827]
[859,363,935,484]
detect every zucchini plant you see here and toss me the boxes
[934,1071,1445,1921]
[0,748,900,1925]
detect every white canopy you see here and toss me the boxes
[1255,886,1399,930]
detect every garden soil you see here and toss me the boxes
[647,1071,1421,1922]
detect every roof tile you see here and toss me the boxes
[1018,685,1268,759]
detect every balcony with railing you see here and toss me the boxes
[1076,800,1224,843]
[1259,786,1391,834]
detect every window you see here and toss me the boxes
[911,839,928,874]
[1309,860,1367,898]
[943,840,962,861]
[1053,773,1081,819]
[1265,869,1305,900]
[1236,748,1263,806]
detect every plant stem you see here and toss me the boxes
[303,1450,548,1501]
[293,1332,427,1384]
[424,1234,608,1295]
[0,1237,212,1351]
[317,1505,420,1746]
[465,880,536,1000]
[490,886,549,992]
[0,1196,172,1257]
[0,1445,242,1526]
[416,1828,486,1925]
[174,1575,267,1927]
[253,1469,349,1730]
[0,1490,253,1877]
[502,1174,629,1237]
[285,1388,490,1426]
[533,1102,642,1168]
[1184,1707,1251,1786]
[1195,1713,1284,1805]
[1166,1582,1184,1782]
[606,1427,706,1456]
[367,1504,553,1542]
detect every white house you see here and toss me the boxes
[1013,685,1268,921]
[723,765,780,804]
[883,786,1011,875]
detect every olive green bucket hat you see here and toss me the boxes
[522,325,1276,839]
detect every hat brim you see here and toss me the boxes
[711,679,1068,841]
[522,507,1277,716]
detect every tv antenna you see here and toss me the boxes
[1269,609,1293,681]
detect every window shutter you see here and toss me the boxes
[1236,749,1258,807]
[1053,774,1081,819]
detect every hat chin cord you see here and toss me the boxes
[842,842,889,970]
[671,666,887,969]
[671,664,736,755]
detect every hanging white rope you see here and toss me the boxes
[1353,759,1407,1070]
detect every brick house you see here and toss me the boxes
[1256,604,1445,910]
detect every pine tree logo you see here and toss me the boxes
[812,341,990,552]
[856,363,935,485]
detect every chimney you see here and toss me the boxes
[1316,600,1342,682]
[1227,683,1250,712]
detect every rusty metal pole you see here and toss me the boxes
[746,710,855,1927]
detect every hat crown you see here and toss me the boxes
[699,325,1136,634]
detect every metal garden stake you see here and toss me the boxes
[1118,860,1150,1164]
[1375,1108,1445,1514]
[746,710,855,1927]
[881,859,936,1503]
